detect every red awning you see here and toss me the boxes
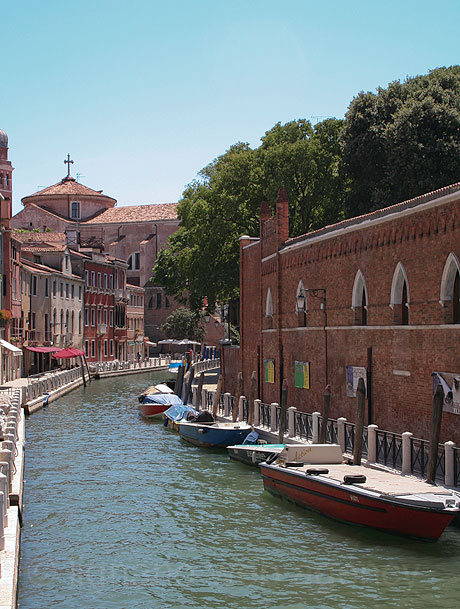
[52,348,85,359]
[25,346,60,353]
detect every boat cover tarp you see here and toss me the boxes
[142,393,184,406]
[164,403,198,422]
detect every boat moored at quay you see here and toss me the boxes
[260,444,460,541]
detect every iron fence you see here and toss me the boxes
[259,403,271,428]
[294,411,312,440]
[410,437,428,478]
[375,430,402,470]
[454,447,460,487]
[275,405,289,435]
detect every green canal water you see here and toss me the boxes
[18,373,460,609]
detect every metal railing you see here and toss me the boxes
[294,410,313,441]
[375,429,401,469]
[259,403,271,429]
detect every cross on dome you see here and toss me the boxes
[64,153,74,179]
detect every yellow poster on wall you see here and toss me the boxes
[294,361,310,389]
[264,359,275,383]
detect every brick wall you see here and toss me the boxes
[240,185,460,445]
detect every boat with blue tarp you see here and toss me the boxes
[178,415,252,448]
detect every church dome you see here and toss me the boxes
[0,129,8,148]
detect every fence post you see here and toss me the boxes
[367,424,378,462]
[288,406,296,438]
[312,412,321,444]
[444,441,455,486]
[337,417,347,453]
[238,396,245,422]
[402,431,413,474]
[254,399,261,427]
[270,403,278,433]
[223,393,231,417]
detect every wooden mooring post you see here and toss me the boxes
[426,383,444,484]
[353,378,366,465]
[319,384,331,444]
[196,371,205,410]
[232,372,243,422]
[248,371,257,427]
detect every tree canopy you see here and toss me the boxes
[342,66,460,216]
[152,119,345,312]
[161,306,205,342]
[153,66,460,314]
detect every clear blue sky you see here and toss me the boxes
[2,0,459,215]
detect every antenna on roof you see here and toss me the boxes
[76,173,85,183]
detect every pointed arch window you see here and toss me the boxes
[440,253,460,323]
[352,270,368,326]
[265,288,274,329]
[390,263,410,325]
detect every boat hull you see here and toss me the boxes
[260,463,457,541]
[179,422,252,448]
[228,444,285,466]
[138,403,170,418]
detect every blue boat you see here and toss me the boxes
[163,403,199,431]
[178,420,252,448]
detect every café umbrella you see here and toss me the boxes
[52,348,89,385]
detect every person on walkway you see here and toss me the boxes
[137,352,141,366]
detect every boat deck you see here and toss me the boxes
[283,462,457,497]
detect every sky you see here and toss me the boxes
[2,0,459,215]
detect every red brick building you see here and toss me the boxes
[239,184,460,445]
[82,256,128,362]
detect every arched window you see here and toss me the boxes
[352,270,368,326]
[265,288,274,329]
[266,288,273,317]
[440,253,460,323]
[390,262,410,325]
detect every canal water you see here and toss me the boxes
[18,373,460,609]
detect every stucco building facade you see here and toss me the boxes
[11,164,180,343]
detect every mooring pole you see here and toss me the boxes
[233,372,243,422]
[248,370,257,428]
[426,383,444,484]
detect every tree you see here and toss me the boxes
[152,143,263,312]
[152,120,346,311]
[161,307,205,342]
[343,66,460,217]
[259,118,346,236]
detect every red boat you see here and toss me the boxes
[260,444,460,541]
[138,384,183,419]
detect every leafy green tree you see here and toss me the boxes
[259,118,346,236]
[152,120,346,311]
[153,143,263,312]
[161,307,205,342]
[343,66,460,216]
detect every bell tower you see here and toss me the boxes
[0,129,13,222]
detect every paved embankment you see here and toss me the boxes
[0,388,23,609]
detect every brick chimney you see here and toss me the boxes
[276,188,289,245]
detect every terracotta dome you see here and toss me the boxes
[0,129,8,148]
